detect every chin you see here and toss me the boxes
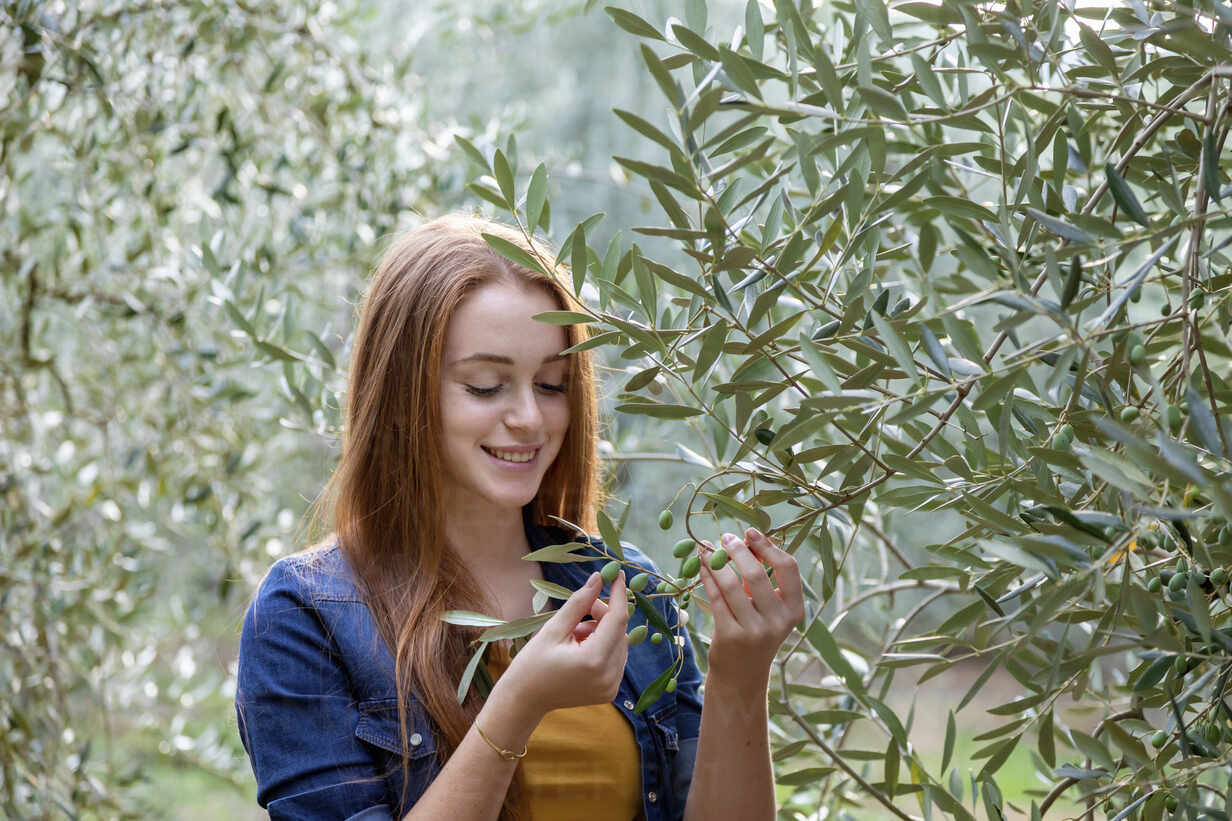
[485,486,541,513]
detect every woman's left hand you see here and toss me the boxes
[696,528,806,691]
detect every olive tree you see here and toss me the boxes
[460,0,1232,818]
[0,0,481,814]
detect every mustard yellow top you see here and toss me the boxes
[486,642,644,821]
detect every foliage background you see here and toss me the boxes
[3,0,1232,819]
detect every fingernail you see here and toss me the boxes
[587,572,599,586]
[748,527,763,540]
[721,533,734,545]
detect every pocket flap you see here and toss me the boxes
[354,698,437,759]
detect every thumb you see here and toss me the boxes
[543,571,602,639]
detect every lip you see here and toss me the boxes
[481,444,542,469]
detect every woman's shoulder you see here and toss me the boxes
[241,542,394,688]
[251,541,366,609]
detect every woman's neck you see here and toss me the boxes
[444,505,545,621]
[444,504,533,573]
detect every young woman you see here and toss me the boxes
[235,214,806,821]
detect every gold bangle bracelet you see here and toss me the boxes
[475,722,528,761]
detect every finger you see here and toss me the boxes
[745,528,806,620]
[571,620,600,642]
[589,595,610,621]
[701,540,759,627]
[591,570,630,651]
[721,533,777,611]
[544,571,602,639]
[696,546,735,624]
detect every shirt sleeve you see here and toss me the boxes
[235,560,395,821]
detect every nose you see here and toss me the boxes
[503,384,545,433]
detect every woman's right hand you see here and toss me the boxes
[499,570,629,717]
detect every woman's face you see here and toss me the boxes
[438,278,572,521]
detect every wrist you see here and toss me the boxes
[486,674,547,732]
[701,671,770,730]
[704,666,770,700]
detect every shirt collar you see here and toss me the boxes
[524,504,601,590]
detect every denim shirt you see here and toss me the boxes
[235,517,703,821]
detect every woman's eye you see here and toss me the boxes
[464,382,565,397]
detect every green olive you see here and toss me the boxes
[709,547,730,571]
[658,509,674,530]
[650,631,664,644]
[1173,654,1188,674]
[1120,405,1140,422]
[1164,404,1182,433]
[665,677,677,693]
[627,602,636,617]
[1168,572,1188,593]
[1147,576,1162,593]
[1058,423,1074,440]
[672,538,695,558]
[1129,344,1146,366]
[629,572,650,593]
[1150,730,1167,747]
[627,624,648,645]
[601,560,621,584]
[1210,567,1228,586]
[681,555,701,578]
[1052,433,1071,451]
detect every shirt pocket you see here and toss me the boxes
[354,697,438,811]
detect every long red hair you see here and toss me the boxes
[317,214,600,818]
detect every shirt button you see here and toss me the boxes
[648,792,657,803]
[624,699,635,710]
[409,733,423,746]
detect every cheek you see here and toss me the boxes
[546,398,571,435]
[444,397,497,439]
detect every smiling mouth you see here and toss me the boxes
[482,446,538,464]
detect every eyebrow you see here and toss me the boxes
[450,352,569,366]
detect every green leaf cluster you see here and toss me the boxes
[475,0,1232,816]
